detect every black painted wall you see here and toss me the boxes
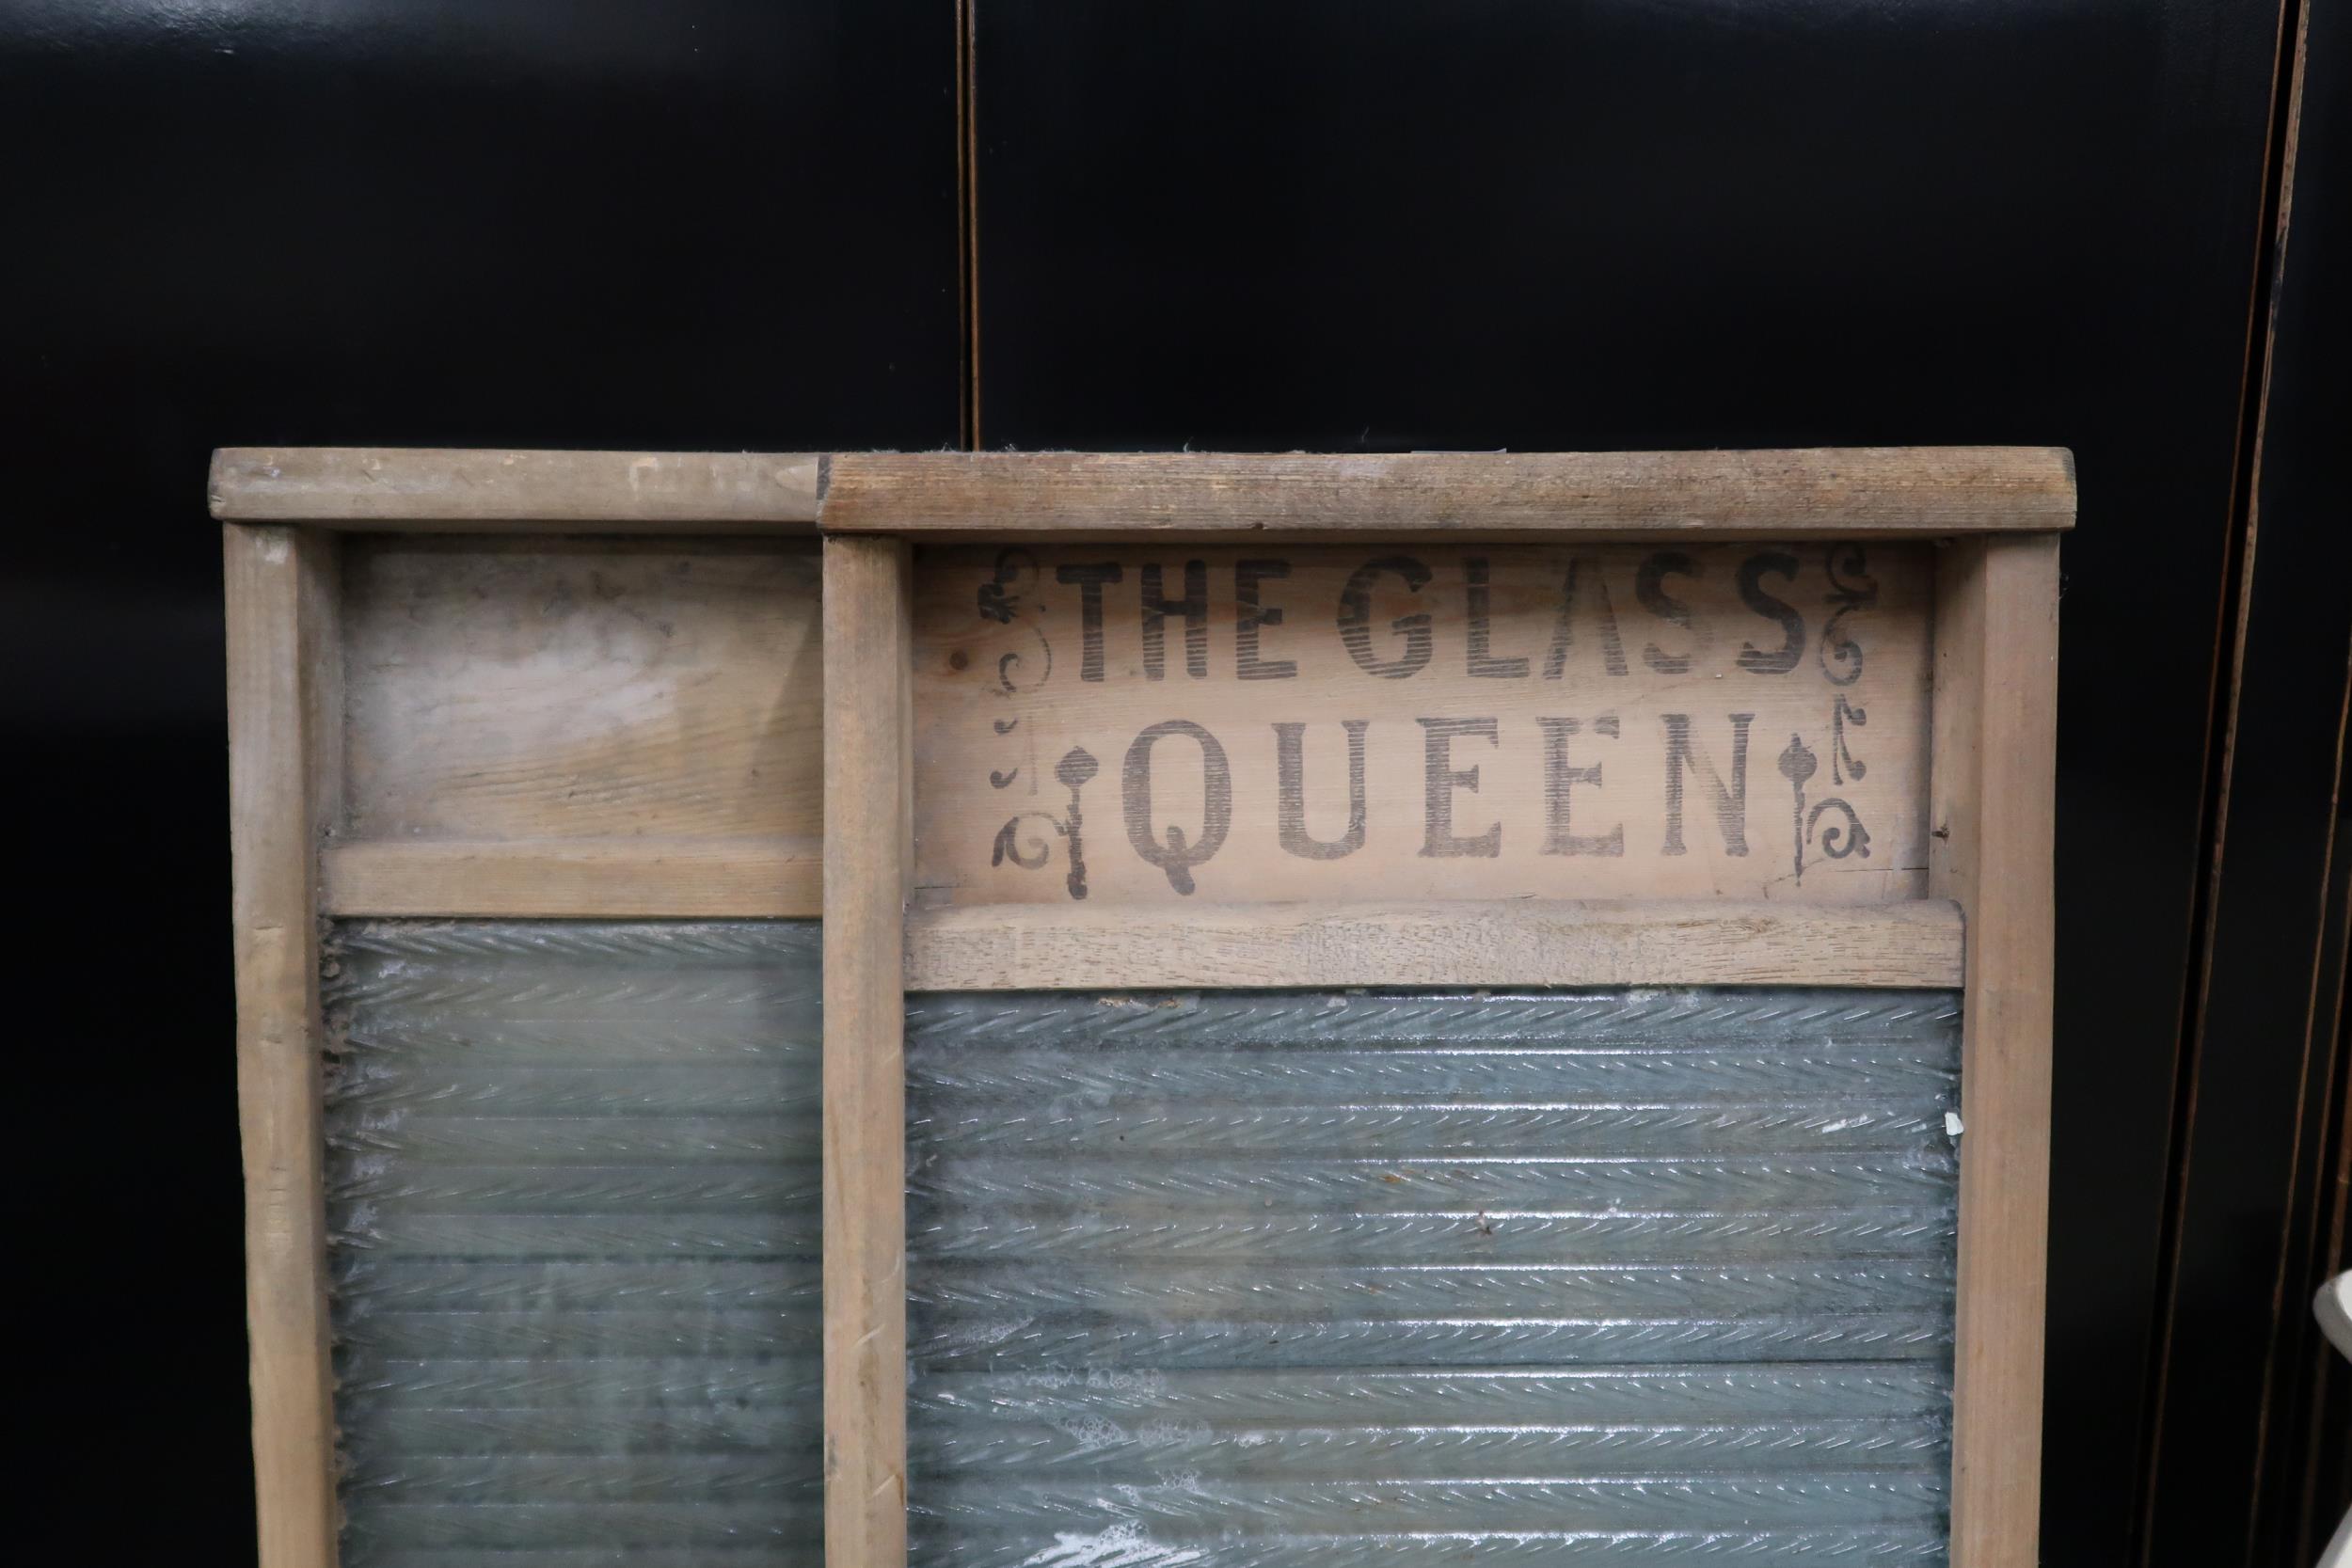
[4,5,958,1558]
[2149,0,2352,1560]
[6,2,2341,1561]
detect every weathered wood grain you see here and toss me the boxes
[822,448,2075,539]
[210,447,823,530]
[821,536,913,1568]
[913,543,1931,907]
[906,897,1965,990]
[342,538,822,845]
[320,837,821,917]
[224,523,341,1568]
[1933,533,2060,1568]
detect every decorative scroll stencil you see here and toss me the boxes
[325,921,822,1567]
[905,988,1961,1566]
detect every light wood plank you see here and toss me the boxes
[224,523,341,1568]
[914,542,1932,908]
[822,536,914,1568]
[907,897,1964,991]
[211,446,823,530]
[342,539,822,844]
[1932,533,2060,1568]
[321,838,821,917]
[822,448,2076,540]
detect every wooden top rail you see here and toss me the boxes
[212,446,2074,538]
[820,448,2075,539]
[211,447,824,530]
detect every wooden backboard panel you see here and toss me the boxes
[913,542,1931,906]
[342,537,823,843]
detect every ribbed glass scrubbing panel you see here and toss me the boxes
[324,920,822,1568]
[904,988,1962,1567]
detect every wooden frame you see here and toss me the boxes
[216,451,826,1568]
[220,445,2065,1568]
[1932,533,2061,1563]
[818,449,2067,1568]
[225,523,342,1568]
[216,459,830,929]
[821,537,914,1568]
[819,448,2074,539]
[317,837,821,918]
[213,447,825,531]
[904,897,1967,990]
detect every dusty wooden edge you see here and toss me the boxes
[320,839,823,919]
[820,537,913,1568]
[211,447,824,530]
[818,448,2076,539]
[1933,533,2059,1568]
[225,524,342,1568]
[905,897,1965,991]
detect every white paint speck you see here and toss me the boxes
[1019,1523,1203,1568]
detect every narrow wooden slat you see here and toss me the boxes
[819,448,2076,539]
[1932,533,2060,1568]
[821,536,914,1568]
[224,523,342,1568]
[210,447,823,530]
[907,897,1965,991]
[321,838,822,918]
